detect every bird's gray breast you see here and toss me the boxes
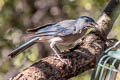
[59,29,87,45]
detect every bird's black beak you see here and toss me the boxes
[89,22,99,30]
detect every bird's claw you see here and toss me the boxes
[53,56,67,64]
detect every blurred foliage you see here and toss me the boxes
[0,0,120,80]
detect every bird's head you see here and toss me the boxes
[75,16,98,30]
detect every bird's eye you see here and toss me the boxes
[85,19,89,22]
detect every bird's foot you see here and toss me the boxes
[53,55,67,64]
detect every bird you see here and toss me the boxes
[8,16,98,64]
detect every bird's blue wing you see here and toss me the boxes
[27,24,54,33]
[34,20,76,37]
[55,26,75,36]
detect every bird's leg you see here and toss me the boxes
[51,45,61,57]
[50,42,67,64]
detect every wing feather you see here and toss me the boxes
[27,20,76,37]
[27,24,53,33]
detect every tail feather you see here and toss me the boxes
[8,37,40,58]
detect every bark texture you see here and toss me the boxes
[10,0,120,80]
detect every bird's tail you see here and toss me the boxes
[8,37,40,58]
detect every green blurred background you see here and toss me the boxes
[0,0,120,80]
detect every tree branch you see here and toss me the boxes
[10,0,120,80]
[97,0,120,36]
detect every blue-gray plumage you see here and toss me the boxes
[8,16,98,64]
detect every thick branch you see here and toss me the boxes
[97,0,120,36]
[10,0,120,80]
